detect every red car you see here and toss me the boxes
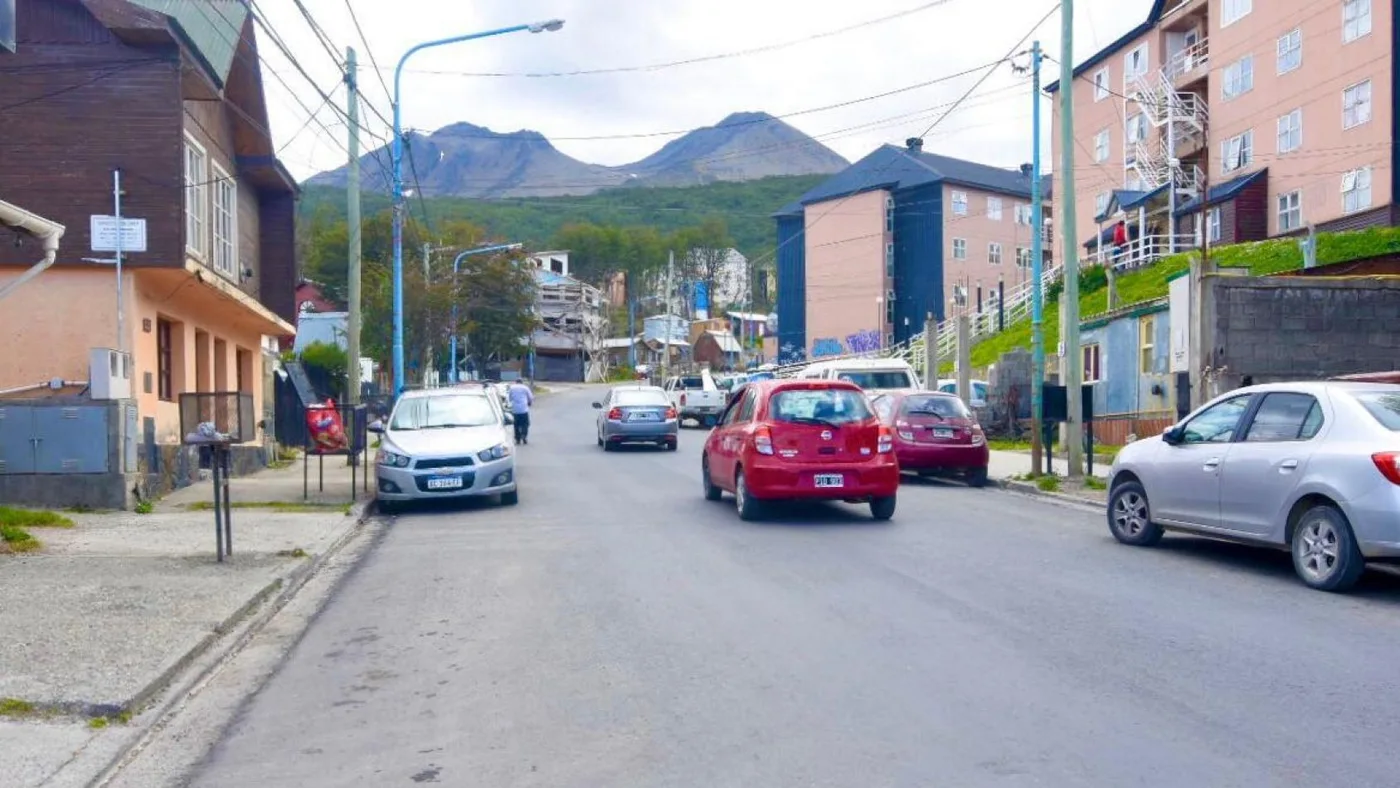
[701,379,900,521]
[869,391,990,487]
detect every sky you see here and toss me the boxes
[257,0,1154,182]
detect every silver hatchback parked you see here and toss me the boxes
[1107,382,1400,592]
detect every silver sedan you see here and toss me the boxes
[1107,381,1400,592]
[594,385,678,451]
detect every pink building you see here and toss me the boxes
[774,139,1053,361]
[1048,0,1394,266]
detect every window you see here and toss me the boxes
[1343,80,1372,129]
[1095,192,1110,217]
[1014,203,1032,225]
[1276,109,1302,153]
[1276,29,1301,74]
[1139,315,1155,373]
[986,196,1003,221]
[885,291,896,324]
[1206,207,1222,242]
[157,318,174,402]
[1123,44,1149,86]
[184,138,208,258]
[390,393,499,430]
[1222,55,1253,100]
[885,195,895,232]
[951,190,968,216]
[1083,344,1102,383]
[735,390,757,422]
[210,163,237,279]
[1094,129,1110,162]
[1181,396,1251,444]
[1342,167,1372,213]
[1093,68,1110,101]
[952,238,967,260]
[1124,172,1144,192]
[952,284,968,307]
[1343,0,1371,43]
[988,243,1003,265]
[884,242,895,277]
[1221,130,1253,173]
[770,388,873,426]
[1278,190,1302,232]
[1354,391,1400,431]
[1245,393,1323,442]
[1221,0,1251,27]
[1016,247,1032,268]
[1125,113,1148,144]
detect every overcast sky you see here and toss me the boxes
[258,0,1152,182]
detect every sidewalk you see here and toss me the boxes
[987,449,1110,481]
[0,456,372,788]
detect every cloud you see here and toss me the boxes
[262,0,1152,179]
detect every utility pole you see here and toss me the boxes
[1058,4,1084,478]
[113,168,125,353]
[662,250,674,381]
[1030,39,1046,476]
[344,47,362,405]
[923,311,937,389]
[422,242,432,387]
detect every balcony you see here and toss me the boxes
[1166,38,1210,89]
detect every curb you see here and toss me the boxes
[84,499,376,787]
[995,478,1106,512]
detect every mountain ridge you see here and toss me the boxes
[305,111,849,199]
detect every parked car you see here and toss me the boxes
[663,371,726,427]
[936,378,989,409]
[369,387,518,512]
[797,358,920,395]
[870,391,989,486]
[701,379,899,521]
[594,385,679,451]
[1106,381,1400,592]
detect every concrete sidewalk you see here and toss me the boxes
[987,449,1110,481]
[0,456,372,788]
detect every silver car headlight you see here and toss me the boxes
[477,443,512,462]
[376,448,411,467]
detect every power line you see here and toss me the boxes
[341,0,394,102]
[0,59,163,111]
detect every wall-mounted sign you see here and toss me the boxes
[90,215,148,253]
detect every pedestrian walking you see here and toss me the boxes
[507,380,533,445]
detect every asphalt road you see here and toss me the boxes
[192,385,1400,788]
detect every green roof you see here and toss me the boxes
[128,0,247,84]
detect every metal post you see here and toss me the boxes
[955,313,971,404]
[221,448,232,557]
[628,298,637,368]
[662,250,674,381]
[997,275,1005,331]
[923,311,937,389]
[422,242,432,386]
[345,47,363,405]
[113,169,125,353]
[1058,4,1084,478]
[1030,40,1046,476]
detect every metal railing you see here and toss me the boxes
[1165,38,1209,82]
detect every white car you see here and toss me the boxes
[937,378,989,409]
[797,358,920,396]
[369,387,518,513]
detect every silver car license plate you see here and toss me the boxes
[933,427,955,438]
[814,473,845,488]
[426,476,463,490]
[628,412,658,422]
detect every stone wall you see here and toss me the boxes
[1211,276,1400,390]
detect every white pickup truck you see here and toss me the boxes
[663,371,726,427]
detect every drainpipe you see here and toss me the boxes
[0,200,67,302]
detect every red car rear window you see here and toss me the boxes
[769,389,872,425]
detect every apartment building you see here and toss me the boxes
[1047,0,1395,265]
[773,139,1052,361]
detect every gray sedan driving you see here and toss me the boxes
[594,385,678,451]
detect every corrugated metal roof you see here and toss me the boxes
[705,330,743,354]
[1044,0,1167,94]
[128,0,246,83]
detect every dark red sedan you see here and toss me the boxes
[701,379,900,521]
[869,391,990,487]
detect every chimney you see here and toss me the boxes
[905,137,923,154]
[1019,163,1033,176]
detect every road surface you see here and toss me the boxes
[191,385,1400,787]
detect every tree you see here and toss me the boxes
[453,250,538,369]
[670,217,736,312]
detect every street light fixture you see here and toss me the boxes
[390,19,565,395]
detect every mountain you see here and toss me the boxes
[304,112,848,199]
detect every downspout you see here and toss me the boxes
[0,200,67,302]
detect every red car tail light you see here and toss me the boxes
[607,407,624,421]
[877,424,893,454]
[1372,452,1400,485]
[679,393,687,407]
[970,425,986,446]
[664,406,678,420]
[895,420,915,441]
[753,425,775,455]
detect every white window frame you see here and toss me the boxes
[1221,0,1251,27]
[1222,55,1254,100]
[1342,167,1372,214]
[952,284,968,307]
[1083,343,1102,384]
[1221,130,1253,173]
[986,196,1003,221]
[1095,192,1110,218]
[184,135,208,260]
[988,242,1003,265]
[951,190,968,216]
[884,241,895,277]
[1276,29,1301,74]
[1125,172,1144,192]
[1016,247,1032,269]
[1139,316,1156,374]
[1206,207,1222,243]
[951,238,967,260]
[1276,109,1302,154]
[1343,80,1372,129]
[1125,113,1148,145]
[885,195,895,232]
[1094,129,1110,163]
[1122,44,1149,89]
[1277,190,1302,232]
[1093,68,1110,101]
[1343,0,1371,43]
[210,162,238,279]
[1014,203,1032,225]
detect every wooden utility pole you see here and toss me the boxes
[344,47,362,404]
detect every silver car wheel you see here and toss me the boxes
[1296,516,1341,583]
[1112,490,1149,536]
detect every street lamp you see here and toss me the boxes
[448,243,524,383]
[390,19,565,395]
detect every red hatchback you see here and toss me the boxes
[870,391,990,487]
[701,379,900,521]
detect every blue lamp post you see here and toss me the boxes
[391,19,565,395]
[448,242,523,383]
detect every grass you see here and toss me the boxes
[276,547,310,559]
[1083,476,1107,491]
[0,505,74,529]
[185,501,349,514]
[0,698,36,717]
[1035,475,1062,493]
[1,525,41,553]
[133,499,155,514]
